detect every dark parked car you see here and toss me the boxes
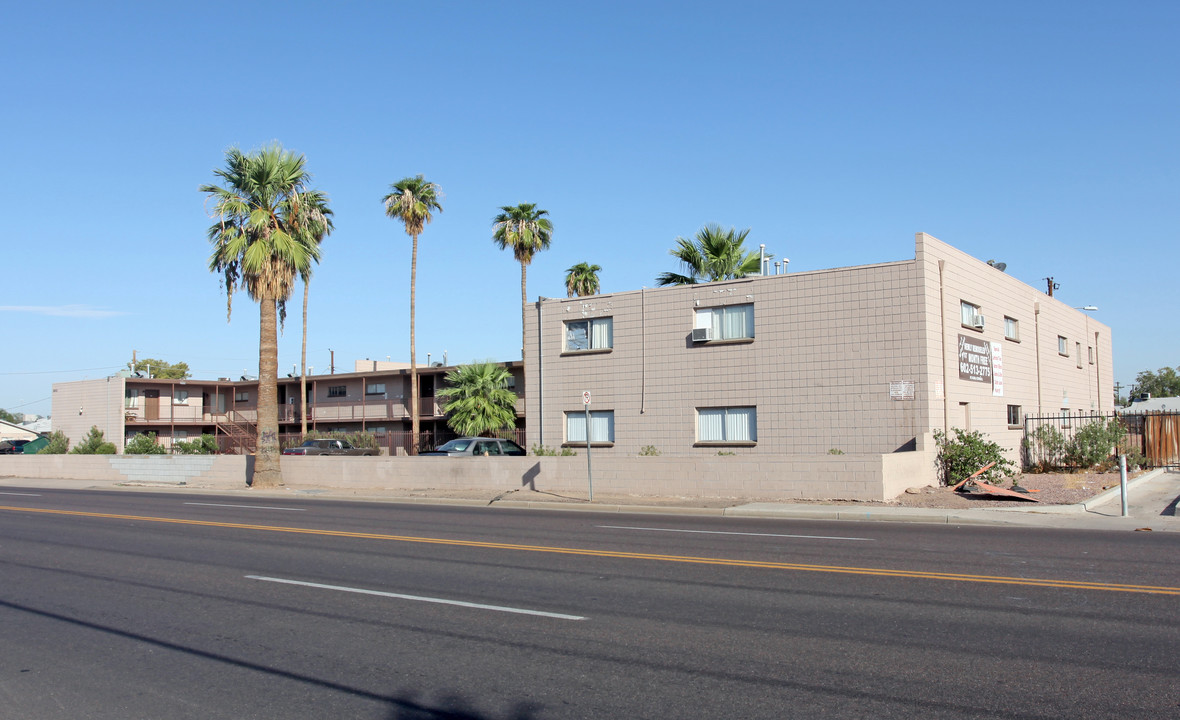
[422,437,527,456]
[0,439,31,454]
[282,439,377,456]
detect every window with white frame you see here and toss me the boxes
[565,410,614,444]
[961,301,982,329]
[695,304,754,341]
[697,406,757,443]
[1004,316,1019,341]
[365,382,386,396]
[174,389,189,404]
[1007,404,1022,427]
[124,388,140,409]
[1076,342,1082,368]
[1058,336,1068,356]
[565,317,613,351]
[1088,346,1094,365]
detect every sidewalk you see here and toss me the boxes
[1,468,1177,531]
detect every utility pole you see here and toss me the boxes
[1113,381,1123,406]
[329,349,335,375]
[1044,277,1059,296]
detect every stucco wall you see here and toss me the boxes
[0,452,937,502]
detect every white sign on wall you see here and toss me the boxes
[991,342,1004,397]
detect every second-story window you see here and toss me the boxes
[235,390,249,403]
[1058,336,1068,356]
[1004,316,1019,341]
[961,301,983,330]
[694,303,754,341]
[565,318,613,351]
[328,385,347,398]
[365,383,386,396]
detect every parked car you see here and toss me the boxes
[422,437,527,456]
[282,439,377,456]
[0,439,31,454]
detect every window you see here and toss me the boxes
[328,385,347,398]
[565,317,613,351]
[1076,342,1082,368]
[174,429,188,439]
[566,410,614,444]
[1088,346,1094,365]
[174,389,189,404]
[505,374,517,390]
[1004,316,1019,341]
[960,301,982,329]
[697,406,757,443]
[365,383,386,396]
[124,388,139,409]
[695,303,754,341]
[1007,405,1022,428]
[1058,336,1068,356]
[235,390,249,403]
[1061,408,1071,428]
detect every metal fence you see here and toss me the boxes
[1023,410,1179,470]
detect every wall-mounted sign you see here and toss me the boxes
[958,334,993,384]
[991,342,1004,397]
[889,381,915,400]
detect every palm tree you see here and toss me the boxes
[492,203,553,363]
[384,175,443,453]
[565,262,602,297]
[655,224,767,286]
[295,191,332,437]
[436,361,519,437]
[203,144,325,488]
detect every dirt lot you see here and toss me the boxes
[377,471,1142,510]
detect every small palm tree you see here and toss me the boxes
[296,191,332,437]
[384,175,443,453]
[203,144,326,487]
[655,224,767,286]
[436,362,519,438]
[492,203,553,363]
[565,262,602,297]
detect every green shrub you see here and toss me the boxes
[1064,418,1126,469]
[39,430,69,454]
[827,448,845,455]
[124,432,166,455]
[69,426,116,455]
[933,428,1015,485]
[639,445,661,456]
[531,444,576,456]
[1024,424,1066,471]
[717,450,736,456]
[175,434,220,454]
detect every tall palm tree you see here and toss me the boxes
[565,262,602,297]
[436,361,519,438]
[203,144,326,488]
[384,175,443,454]
[295,191,332,437]
[655,224,767,286]
[492,203,553,363]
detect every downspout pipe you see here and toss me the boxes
[536,298,545,447]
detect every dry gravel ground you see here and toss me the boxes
[372,470,1145,510]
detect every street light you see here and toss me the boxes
[1076,305,1098,311]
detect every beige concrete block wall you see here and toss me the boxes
[52,377,127,452]
[0,455,247,488]
[916,233,1113,465]
[527,262,931,458]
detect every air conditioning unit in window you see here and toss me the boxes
[691,327,713,342]
[972,315,985,330]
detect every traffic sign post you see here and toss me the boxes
[583,391,593,502]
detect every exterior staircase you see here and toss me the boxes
[214,412,257,454]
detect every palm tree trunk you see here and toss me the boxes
[254,296,282,487]
[300,279,309,438]
[520,262,528,364]
[410,232,419,454]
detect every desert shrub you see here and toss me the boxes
[69,426,116,455]
[1064,418,1126,469]
[1024,424,1067,471]
[175,434,220,454]
[933,428,1015,486]
[124,432,166,455]
[828,448,845,455]
[639,445,661,456]
[39,430,69,454]
[531,444,576,456]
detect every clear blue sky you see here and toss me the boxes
[3,1,1176,418]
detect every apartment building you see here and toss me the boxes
[52,362,524,454]
[525,233,1112,464]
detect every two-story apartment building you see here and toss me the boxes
[525,233,1112,465]
[52,361,524,454]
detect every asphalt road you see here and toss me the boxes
[1,488,1177,719]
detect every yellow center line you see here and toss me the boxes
[3,504,1178,595]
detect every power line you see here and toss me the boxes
[0,366,121,376]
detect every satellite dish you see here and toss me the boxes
[994,262,1007,272]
